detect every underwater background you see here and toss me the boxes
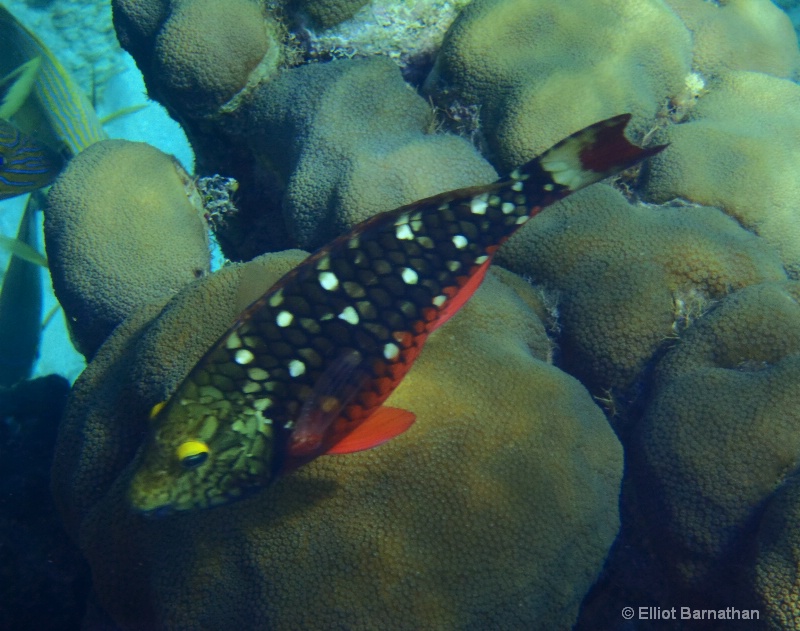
[2,0,800,629]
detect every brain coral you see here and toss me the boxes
[643,70,800,278]
[630,280,800,590]
[44,140,210,359]
[664,0,800,79]
[493,184,786,399]
[220,57,496,256]
[423,0,692,171]
[52,251,623,630]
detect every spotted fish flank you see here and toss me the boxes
[130,114,666,514]
[0,119,63,200]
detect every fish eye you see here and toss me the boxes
[176,440,210,469]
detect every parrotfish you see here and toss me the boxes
[131,114,665,515]
[0,118,63,200]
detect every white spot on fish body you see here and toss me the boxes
[474,255,489,265]
[226,333,242,350]
[396,223,414,240]
[401,267,419,284]
[433,295,447,307]
[446,260,461,272]
[470,194,488,215]
[276,311,294,327]
[338,306,360,325]
[511,181,524,192]
[288,360,306,377]
[235,349,255,364]
[319,271,339,291]
[452,235,468,249]
[383,343,400,360]
[501,202,515,214]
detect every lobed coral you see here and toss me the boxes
[39,0,800,628]
[643,70,800,278]
[44,139,210,358]
[233,57,496,252]
[53,252,623,630]
[113,0,284,119]
[664,0,800,79]
[423,0,692,171]
[630,281,800,591]
[494,184,786,398]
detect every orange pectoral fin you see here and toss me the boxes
[325,406,416,455]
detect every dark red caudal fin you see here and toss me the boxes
[324,406,416,455]
[528,114,667,195]
[577,114,667,177]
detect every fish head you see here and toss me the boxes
[129,394,277,516]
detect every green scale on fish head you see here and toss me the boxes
[131,114,666,515]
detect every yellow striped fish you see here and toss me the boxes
[0,118,62,200]
[0,5,107,158]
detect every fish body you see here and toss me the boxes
[131,114,665,514]
[0,5,107,158]
[0,118,63,200]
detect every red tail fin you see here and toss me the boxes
[517,114,667,197]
